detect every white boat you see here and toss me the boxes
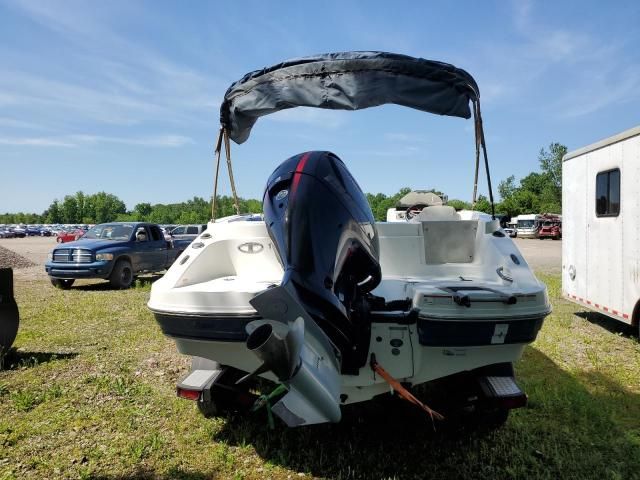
[148,52,551,428]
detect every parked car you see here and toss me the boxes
[0,229,16,238]
[170,224,208,241]
[12,227,26,238]
[170,224,208,249]
[538,217,562,240]
[503,227,517,238]
[45,222,182,289]
[25,226,42,236]
[56,229,85,243]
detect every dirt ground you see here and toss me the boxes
[513,237,562,274]
[0,236,56,281]
[0,235,562,280]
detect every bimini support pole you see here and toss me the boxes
[223,129,241,216]
[471,102,481,208]
[211,126,225,221]
[473,100,496,220]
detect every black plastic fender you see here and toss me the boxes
[0,268,19,352]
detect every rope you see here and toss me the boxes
[223,129,241,216]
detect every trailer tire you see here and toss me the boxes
[633,300,640,339]
[189,358,256,418]
[475,407,510,429]
[459,362,514,430]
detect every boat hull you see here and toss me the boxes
[149,212,551,411]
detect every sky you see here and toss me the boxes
[1,0,640,214]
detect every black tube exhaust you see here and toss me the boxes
[246,323,301,381]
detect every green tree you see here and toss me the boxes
[538,142,566,198]
[366,187,412,221]
[45,200,62,223]
[91,192,126,223]
[75,191,86,222]
[498,175,517,200]
[474,195,493,214]
[448,199,471,211]
[61,195,79,223]
[134,203,152,220]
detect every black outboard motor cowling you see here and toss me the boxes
[263,151,381,374]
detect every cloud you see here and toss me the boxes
[71,134,194,147]
[556,64,640,118]
[0,93,21,107]
[383,132,428,143]
[0,117,44,129]
[0,136,75,147]
[0,134,194,148]
[463,0,640,118]
[4,1,225,130]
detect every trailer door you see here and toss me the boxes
[562,156,588,301]
[587,145,623,317]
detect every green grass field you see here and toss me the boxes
[1,274,639,480]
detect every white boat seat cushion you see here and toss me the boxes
[415,205,460,221]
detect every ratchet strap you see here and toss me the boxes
[370,354,444,422]
[251,384,288,429]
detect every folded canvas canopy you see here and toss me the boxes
[220,51,480,144]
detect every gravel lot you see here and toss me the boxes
[513,237,562,274]
[0,237,57,281]
[0,235,562,281]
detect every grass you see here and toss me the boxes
[0,273,639,479]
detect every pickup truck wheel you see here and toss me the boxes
[50,278,75,289]
[109,260,134,289]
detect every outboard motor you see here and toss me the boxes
[261,151,381,373]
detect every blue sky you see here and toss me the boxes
[1,0,639,213]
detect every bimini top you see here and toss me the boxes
[220,51,480,144]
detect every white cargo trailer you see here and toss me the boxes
[562,125,640,333]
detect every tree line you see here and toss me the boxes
[0,143,564,224]
[0,193,261,225]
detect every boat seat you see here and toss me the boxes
[415,205,460,221]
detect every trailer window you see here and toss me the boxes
[596,168,620,217]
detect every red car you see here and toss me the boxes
[538,218,562,240]
[56,229,85,243]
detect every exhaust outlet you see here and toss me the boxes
[246,323,301,381]
[244,314,342,426]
